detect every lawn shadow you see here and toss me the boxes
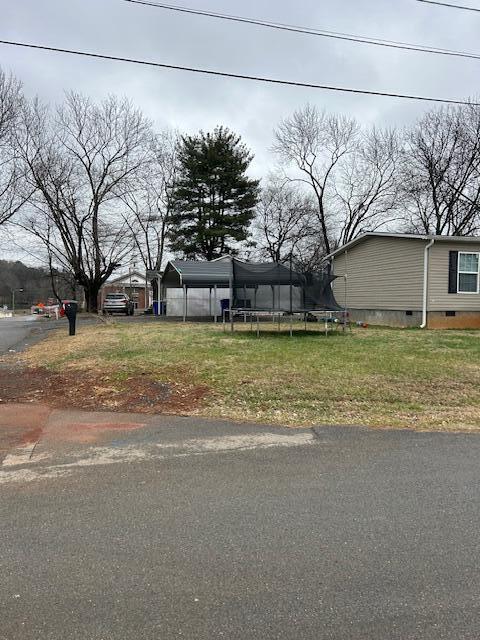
[216,327,351,340]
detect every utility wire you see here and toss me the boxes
[0,38,477,106]
[120,0,480,62]
[416,0,480,12]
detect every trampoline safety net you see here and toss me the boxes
[231,259,343,312]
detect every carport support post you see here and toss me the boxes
[213,285,218,323]
[183,285,187,323]
[157,274,161,316]
[209,287,212,319]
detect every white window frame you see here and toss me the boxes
[457,252,480,294]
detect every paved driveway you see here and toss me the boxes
[1,408,480,640]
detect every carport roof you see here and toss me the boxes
[161,259,232,288]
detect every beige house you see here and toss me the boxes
[327,232,480,329]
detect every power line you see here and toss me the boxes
[120,0,480,62]
[416,0,480,12]
[0,38,477,106]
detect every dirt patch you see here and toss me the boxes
[0,366,210,415]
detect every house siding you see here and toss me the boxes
[332,236,425,311]
[428,241,480,312]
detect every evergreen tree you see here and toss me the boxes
[169,127,259,260]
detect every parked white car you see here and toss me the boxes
[103,293,135,316]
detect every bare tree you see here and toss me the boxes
[16,92,153,311]
[252,175,320,264]
[273,104,359,254]
[335,127,402,245]
[0,69,29,226]
[120,129,179,275]
[403,103,480,235]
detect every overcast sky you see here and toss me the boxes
[2,0,479,179]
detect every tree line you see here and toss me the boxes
[0,259,76,309]
[0,67,479,311]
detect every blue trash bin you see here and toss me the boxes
[153,301,159,316]
[220,298,230,320]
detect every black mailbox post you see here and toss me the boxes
[63,300,78,336]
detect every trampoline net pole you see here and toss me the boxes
[244,284,247,323]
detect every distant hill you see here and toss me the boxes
[0,260,76,309]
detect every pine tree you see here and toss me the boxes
[169,126,259,260]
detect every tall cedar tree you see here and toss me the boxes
[169,127,259,260]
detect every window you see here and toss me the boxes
[458,252,480,294]
[106,294,127,300]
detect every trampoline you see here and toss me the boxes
[226,259,346,337]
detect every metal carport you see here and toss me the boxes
[160,258,233,321]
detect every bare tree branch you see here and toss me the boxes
[119,129,179,273]
[0,68,30,226]
[335,127,402,244]
[252,174,324,269]
[402,102,480,235]
[273,104,359,254]
[16,93,153,311]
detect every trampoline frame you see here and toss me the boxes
[223,307,347,337]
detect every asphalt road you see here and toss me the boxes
[0,313,159,356]
[0,316,40,354]
[2,415,480,640]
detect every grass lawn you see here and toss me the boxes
[19,321,480,431]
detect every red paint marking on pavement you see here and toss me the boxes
[44,420,147,444]
[20,426,43,446]
[0,403,52,430]
[68,422,146,432]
